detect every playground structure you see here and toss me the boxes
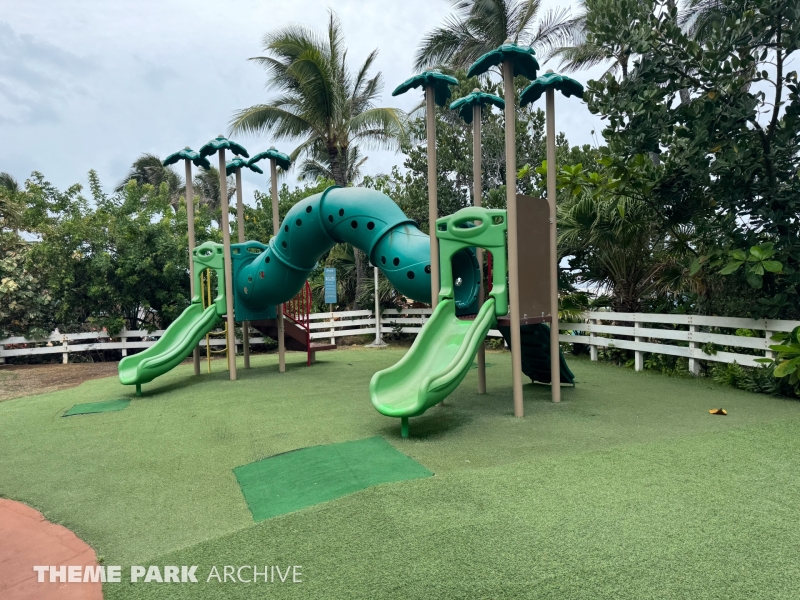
[118,41,585,436]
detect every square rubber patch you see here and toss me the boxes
[234,436,432,521]
[63,399,131,417]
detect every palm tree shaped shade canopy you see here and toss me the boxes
[449,90,505,124]
[392,71,459,107]
[226,157,263,176]
[199,136,249,159]
[248,148,292,171]
[466,42,540,79]
[162,148,212,170]
[520,72,584,106]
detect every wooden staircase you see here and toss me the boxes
[251,282,335,366]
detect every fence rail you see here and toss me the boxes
[558,311,800,373]
[2,310,797,372]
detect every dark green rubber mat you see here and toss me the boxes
[63,399,131,416]
[234,436,433,521]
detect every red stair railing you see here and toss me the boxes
[283,281,313,366]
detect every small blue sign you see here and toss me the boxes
[324,268,337,304]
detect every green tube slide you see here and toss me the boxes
[233,186,480,314]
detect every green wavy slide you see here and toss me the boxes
[118,242,227,392]
[118,303,221,389]
[370,207,510,436]
[369,298,496,429]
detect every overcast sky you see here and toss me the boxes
[1,0,606,203]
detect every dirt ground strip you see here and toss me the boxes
[0,498,103,599]
[0,363,120,402]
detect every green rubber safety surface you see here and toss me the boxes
[233,436,432,521]
[63,398,131,417]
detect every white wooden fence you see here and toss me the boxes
[558,312,800,374]
[2,310,797,374]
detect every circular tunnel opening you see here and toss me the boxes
[451,249,481,310]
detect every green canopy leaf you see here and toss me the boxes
[392,71,459,107]
[198,136,250,159]
[226,157,264,176]
[162,148,211,170]
[466,43,539,80]
[449,90,505,124]
[248,148,292,171]
[520,72,585,106]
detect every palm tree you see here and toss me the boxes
[115,154,184,210]
[229,11,405,188]
[679,0,732,40]
[0,172,22,235]
[414,0,572,71]
[191,167,235,213]
[230,11,405,301]
[0,172,19,194]
[558,192,688,313]
[297,144,368,185]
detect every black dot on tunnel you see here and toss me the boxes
[296,219,302,226]
[367,222,375,230]
[381,256,386,264]
[328,215,334,223]
[306,206,312,213]
[407,271,415,279]
[284,225,289,232]
[281,241,287,248]
[351,220,358,229]
[265,256,271,263]
[338,208,344,217]
[393,257,400,266]
[425,265,431,274]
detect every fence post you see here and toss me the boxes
[62,335,69,364]
[688,323,700,376]
[329,305,335,345]
[0,344,5,365]
[589,317,598,361]
[765,329,777,360]
[634,320,644,371]
[120,329,128,358]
